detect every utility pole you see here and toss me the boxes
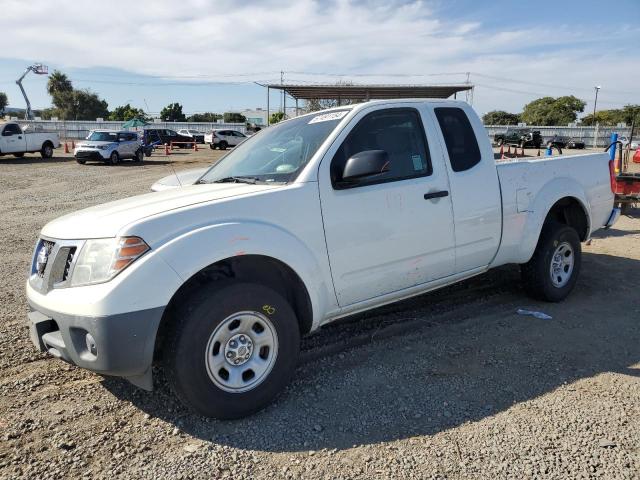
[593,85,601,147]
[280,70,284,114]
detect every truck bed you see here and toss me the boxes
[492,152,614,266]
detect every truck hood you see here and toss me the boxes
[41,183,279,240]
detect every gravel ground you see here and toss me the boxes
[1,147,639,479]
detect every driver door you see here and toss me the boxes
[1,124,24,153]
[318,106,456,307]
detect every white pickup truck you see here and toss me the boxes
[0,122,60,158]
[26,100,619,419]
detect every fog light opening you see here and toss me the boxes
[85,333,97,356]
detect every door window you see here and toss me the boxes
[2,124,22,136]
[434,107,481,172]
[331,108,432,188]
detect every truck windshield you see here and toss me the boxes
[88,132,118,142]
[198,110,349,184]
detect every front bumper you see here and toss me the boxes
[75,149,110,161]
[27,300,164,390]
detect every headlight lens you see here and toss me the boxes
[70,237,149,287]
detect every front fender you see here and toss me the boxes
[155,221,332,330]
[517,177,590,263]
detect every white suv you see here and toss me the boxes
[75,130,143,165]
[204,129,248,150]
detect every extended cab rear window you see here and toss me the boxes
[434,107,481,172]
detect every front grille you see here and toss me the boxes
[62,248,76,282]
[76,150,98,159]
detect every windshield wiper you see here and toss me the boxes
[207,176,259,184]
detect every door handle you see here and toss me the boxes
[423,190,449,200]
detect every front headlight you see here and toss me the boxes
[70,237,149,287]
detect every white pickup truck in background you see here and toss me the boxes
[26,100,618,419]
[0,122,60,158]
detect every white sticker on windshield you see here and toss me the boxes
[308,111,349,124]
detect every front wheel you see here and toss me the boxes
[163,282,300,419]
[135,149,144,162]
[520,222,581,302]
[218,141,228,150]
[13,152,25,158]
[109,151,120,165]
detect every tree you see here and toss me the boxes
[109,103,149,121]
[269,111,285,124]
[46,70,73,97]
[581,104,640,126]
[0,92,8,116]
[482,110,521,125]
[160,103,186,122]
[187,112,222,122]
[521,95,586,126]
[66,89,109,120]
[223,112,246,123]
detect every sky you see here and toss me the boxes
[1,0,639,118]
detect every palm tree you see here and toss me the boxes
[47,70,72,97]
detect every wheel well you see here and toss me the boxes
[544,197,589,241]
[41,140,53,148]
[154,255,313,361]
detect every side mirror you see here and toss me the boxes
[338,150,390,187]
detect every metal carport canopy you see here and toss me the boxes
[263,83,473,100]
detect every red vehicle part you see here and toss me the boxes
[633,148,640,164]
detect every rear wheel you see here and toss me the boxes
[163,282,300,419]
[109,151,120,165]
[13,152,24,158]
[41,142,54,159]
[209,144,216,150]
[76,158,86,164]
[521,222,581,302]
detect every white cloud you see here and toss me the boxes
[1,0,639,113]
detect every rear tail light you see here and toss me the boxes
[608,159,616,193]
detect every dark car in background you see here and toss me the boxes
[143,129,194,148]
[177,129,205,144]
[566,138,585,149]
[546,135,569,149]
[494,128,543,148]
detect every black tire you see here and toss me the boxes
[163,282,301,419]
[496,138,504,146]
[135,149,144,162]
[109,151,120,165]
[76,158,86,164]
[144,147,153,157]
[13,152,25,158]
[40,142,54,159]
[520,222,581,302]
[209,144,216,150]
[219,141,228,150]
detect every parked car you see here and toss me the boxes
[0,122,59,158]
[546,135,569,149]
[75,130,143,165]
[494,128,543,148]
[566,138,586,149]
[143,129,194,148]
[177,129,205,144]
[26,100,618,419]
[204,129,248,150]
